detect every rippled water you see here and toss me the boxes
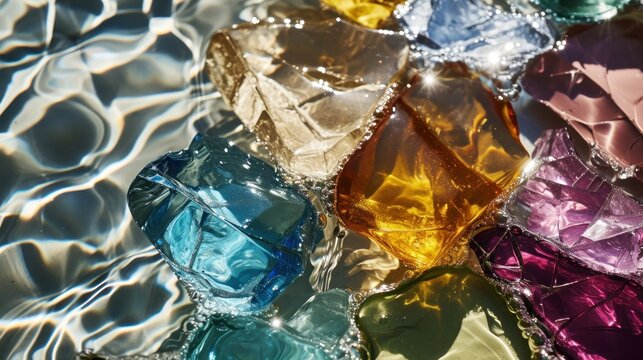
[0,0,568,359]
[0,1,308,357]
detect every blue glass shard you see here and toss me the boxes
[188,289,354,359]
[399,0,556,93]
[127,134,322,311]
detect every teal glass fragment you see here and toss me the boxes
[188,289,355,359]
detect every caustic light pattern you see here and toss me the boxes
[116,2,643,360]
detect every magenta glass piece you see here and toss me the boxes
[471,226,643,360]
[521,14,643,180]
[506,128,643,276]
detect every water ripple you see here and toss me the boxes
[0,0,311,358]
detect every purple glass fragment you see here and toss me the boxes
[521,14,643,181]
[506,128,643,276]
[471,225,643,360]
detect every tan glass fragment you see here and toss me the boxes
[206,16,409,179]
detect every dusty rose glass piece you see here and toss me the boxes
[505,128,643,276]
[471,226,643,360]
[522,13,643,181]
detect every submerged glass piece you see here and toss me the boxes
[506,128,643,275]
[530,0,631,22]
[188,289,355,359]
[357,267,531,360]
[471,226,643,360]
[322,0,406,28]
[127,134,322,311]
[398,0,556,93]
[336,66,528,268]
[522,14,643,181]
[206,15,409,179]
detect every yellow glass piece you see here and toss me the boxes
[322,0,406,28]
[335,66,528,268]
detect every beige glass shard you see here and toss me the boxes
[206,17,409,179]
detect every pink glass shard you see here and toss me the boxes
[521,14,643,181]
[506,128,643,275]
[471,226,643,360]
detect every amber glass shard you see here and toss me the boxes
[403,66,527,187]
[335,67,528,268]
[206,16,408,179]
[322,0,405,28]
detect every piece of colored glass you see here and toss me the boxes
[471,226,643,360]
[206,14,408,179]
[335,66,528,268]
[522,13,643,180]
[506,128,643,275]
[321,0,406,28]
[398,0,556,94]
[357,267,531,359]
[530,0,631,23]
[127,134,322,312]
[188,289,355,359]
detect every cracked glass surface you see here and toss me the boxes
[471,226,643,360]
[206,14,409,179]
[506,128,643,276]
[335,66,528,268]
[522,13,643,180]
[127,133,323,311]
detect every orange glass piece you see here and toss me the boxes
[322,0,405,28]
[335,66,528,268]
